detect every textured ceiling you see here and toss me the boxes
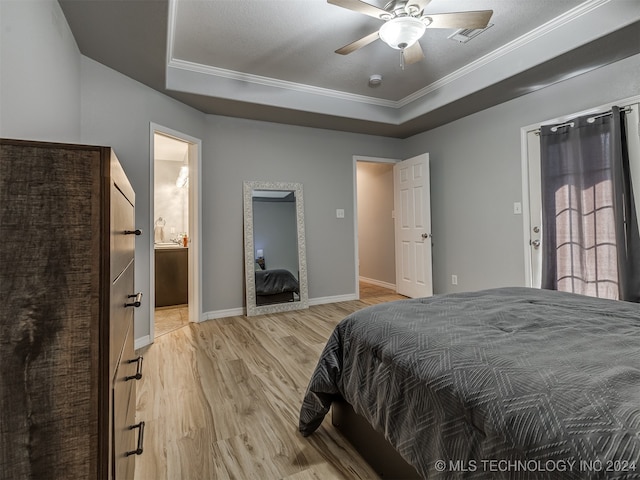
[59,0,640,138]
[171,0,582,101]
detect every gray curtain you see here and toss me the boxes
[539,106,640,302]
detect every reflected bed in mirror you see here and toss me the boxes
[243,181,308,316]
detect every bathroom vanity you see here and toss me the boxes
[155,245,188,307]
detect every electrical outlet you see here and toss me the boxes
[451,274,458,285]
[336,208,345,219]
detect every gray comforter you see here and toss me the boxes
[299,287,640,479]
[255,268,299,296]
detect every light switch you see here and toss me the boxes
[336,209,345,219]
[513,202,522,215]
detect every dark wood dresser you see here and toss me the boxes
[0,139,144,479]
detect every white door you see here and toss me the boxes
[394,153,433,298]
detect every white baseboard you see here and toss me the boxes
[309,293,358,305]
[359,276,396,291]
[199,294,358,321]
[136,293,363,346]
[202,307,245,320]
[134,335,152,350]
[136,292,367,348]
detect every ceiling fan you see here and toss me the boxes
[329,0,493,67]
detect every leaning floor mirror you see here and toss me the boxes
[243,181,309,316]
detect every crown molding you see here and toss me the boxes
[166,1,396,108]
[166,0,613,111]
[167,58,399,108]
[398,0,610,107]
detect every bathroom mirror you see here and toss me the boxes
[243,181,308,316]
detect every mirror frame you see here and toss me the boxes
[243,181,309,316]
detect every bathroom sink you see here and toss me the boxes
[154,242,182,248]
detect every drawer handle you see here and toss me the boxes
[126,356,144,381]
[126,421,145,457]
[124,229,142,236]
[125,292,143,308]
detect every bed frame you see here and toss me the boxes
[331,398,421,479]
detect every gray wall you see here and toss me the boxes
[78,56,206,342]
[0,0,402,342]
[357,161,395,286]
[403,52,640,295]
[0,1,207,342]
[2,0,639,343]
[201,115,402,310]
[0,0,81,142]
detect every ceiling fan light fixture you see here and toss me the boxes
[379,16,426,50]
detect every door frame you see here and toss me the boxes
[352,155,400,299]
[149,123,202,340]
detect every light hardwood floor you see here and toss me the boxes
[155,305,190,338]
[135,283,405,480]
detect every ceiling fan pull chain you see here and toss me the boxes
[400,50,405,70]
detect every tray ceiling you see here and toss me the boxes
[59,0,640,137]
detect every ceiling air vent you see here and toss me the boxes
[448,24,493,43]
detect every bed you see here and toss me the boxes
[299,287,640,479]
[255,268,299,306]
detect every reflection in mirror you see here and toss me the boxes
[243,181,308,316]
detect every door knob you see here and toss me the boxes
[421,233,431,239]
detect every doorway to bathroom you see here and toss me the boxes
[150,125,201,339]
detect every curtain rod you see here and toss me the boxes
[533,105,633,135]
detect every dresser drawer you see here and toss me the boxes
[113,317,142,480]
[111,180,135,282]
[113,357,136,479]
[112,382,136,480]
[110,261,136,380]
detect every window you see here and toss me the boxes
[523,100,640,301]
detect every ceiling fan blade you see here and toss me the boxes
[403,42,425,65]
[335,30,380,55]
[328,0,390,20]
[425,10,493,30]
